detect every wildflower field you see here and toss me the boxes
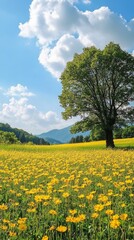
[0,139,134,240]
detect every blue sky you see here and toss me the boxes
[0,0,134,134]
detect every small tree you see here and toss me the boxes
[0,131,20,144]
[122,126,134,138]
[59,42,134,148]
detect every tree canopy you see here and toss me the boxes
[0,123,49,145]
[59,42,134,148]
[0,131,20,144]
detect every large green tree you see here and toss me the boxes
[59,43,134,148]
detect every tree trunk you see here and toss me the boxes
[105,129,115,148]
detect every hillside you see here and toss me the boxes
[43,137,62,144]
[0,123,49,145]
[38,126,90,143]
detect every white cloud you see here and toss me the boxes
[7,84,34,97]
[83,0,91,4]
[19,0,134,78]
[39,34,84,78]
[0,84,76,134]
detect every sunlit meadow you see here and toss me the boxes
[0,139,134,240]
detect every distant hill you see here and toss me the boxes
[0,123,49,145]
[38,126,90,143]
[43,137,62,144]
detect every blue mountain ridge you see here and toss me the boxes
[38,126,90,143]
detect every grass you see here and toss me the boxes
[0,138,134,152]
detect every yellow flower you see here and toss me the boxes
[18,224,27,231]
[96,183,104,188]
[110,219,120,229]
[49,225,55,231]
[66,216,74,223]
[1,225,8,230]
[79,203,85,208]
[17,217,27,224]
[105,209,114,216]
[105,201,112,206]
[94,204,104,212]
[49,209,57,215]
[125,179,132,184]
[53,197,62,205]
[69,209,77,215]
[91,213,99,219]
[66,214,86,223]
[43,202,49,206]
[129,226,134,230]
[77,214,86,221]
[112,214,119,220]
[121,203,126,208]
[56,225,67,232]
[27,208,36,213]
[3,219,10,223]
[9,231,17,237]
[120,213,128,221]
[0,204,8,210]
[78,194,85,198]
[12,202,19,206]
[98,194,108,203]
[62,192,70,198]
[42,235,49,240]
[9,223,16,228]
[86,194,94,201]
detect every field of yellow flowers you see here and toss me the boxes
[0,139,134,239]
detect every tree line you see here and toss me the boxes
[0,123,49,145]
[70,125,134,143]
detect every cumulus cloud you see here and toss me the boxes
[7,84,34,97]
[39,34,84,77]
[19,0,134,78]
[0,84,76,134]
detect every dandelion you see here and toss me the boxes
[121,203,126,208]
[56,225,67,232]
[49,225,55,231]
[105,209,114,216]
[77,214,86,221]
[1,225,8,230]
[69,209,77,215]
[91,213,99,219]
[120,213,128,221]
[62,192,70,198]
[0,204,8,210]
[9,223,16,228]
[27,208,36,213]
[94,204,104,212]
[105,201,112,206]
[18,223,27,231]
[98,194,108,203]
[78,194,85,198]
[53,197,62,205]
[42,235,49,240]
[112,214,119,220]
[86,194,94,201]
[125,179,132,184]
[3,219,10,223]
[49,209,57,215]
[17,217,27,224]
[9,231,17,237]
[110,219,120,229]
